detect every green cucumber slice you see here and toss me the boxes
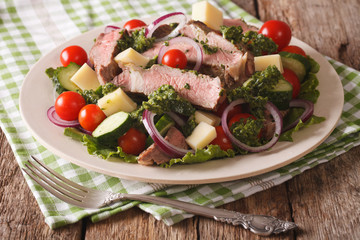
[92,111,133,144]
[279,51,311,82]
[267,79,293,110]
[57,62,81,91]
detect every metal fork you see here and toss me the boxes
[23,156,297,236]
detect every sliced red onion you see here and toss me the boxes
[157,37,203,71]
[76,126,92,135]
[86,59,94,69]
[145,12,187,41]
[47,106,80,128]
[166,112,186,127]
[282,99,314,132]
[221,99,283,153]
[142,109,194,158]
[104,25,120,33]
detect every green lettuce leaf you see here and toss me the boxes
[160,145,235,168]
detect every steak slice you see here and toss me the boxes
[138,127,188,165]
[89,29,124,84]
[112,63,224,110]
[222,18,259,32]
[179,20,254,88]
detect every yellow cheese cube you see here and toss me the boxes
[114,47,150,68]
[186,122,217,150]
[70,63,100,90]
[194,110,221,126]
[97,88,137,116]
[192,1,223,30]
[254,54,284,73]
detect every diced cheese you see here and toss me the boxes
[186,122,217,150]
[114,47,150,68]
[70,63,100,90]
[254,54,284,73]
[97,88,137,116]
[194,110,221,126]
[191,1,223,31]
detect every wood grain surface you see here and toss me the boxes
[1,0,360,239]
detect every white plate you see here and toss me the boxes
[19,18,344,184]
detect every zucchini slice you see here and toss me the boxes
[92,111,133,144]
[279,52,311,82]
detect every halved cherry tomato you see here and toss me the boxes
[162,49,187,69]
[118,128,147,155]
[228,113,256,128]
[259,20,292,51]
[281,45,306,57]
[123,19,147,31]
[282,68,300,98]
[210,126,233,151]
[55,91,86,121]
[60,45,87,67]
[78,104,106,132]
[215,99,242,120]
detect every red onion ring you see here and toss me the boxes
[282,99,314,132]
[157,37,203,71]
[221,99,283,152]
[47,106,80,128]
[166,112,186,127]
[145,12,187,41]
[104,25,120,33]
[142,109,194,158]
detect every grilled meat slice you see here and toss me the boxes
[112,63,224,110]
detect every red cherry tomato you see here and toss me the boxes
[210,126,233,151]
[118,128,147,155]
[123,19,147,31]
[78,104,106,132]
[259,20,292,51]
[281,45,306,57]
[55,91,86,121]
[228,113,256,128]
[215,100,242,120]
[60,45,88,67]
[162,49,188,69]
[282,68,301,99]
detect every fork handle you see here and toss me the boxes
[106,193,296,236]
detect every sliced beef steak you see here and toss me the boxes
[89,29,124,84]
[113,63,224,110]
[222,18,259,32]
[138,127,188,165]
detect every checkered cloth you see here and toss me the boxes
[1,0,359,229]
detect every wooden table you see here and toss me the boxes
[1,0,359,239]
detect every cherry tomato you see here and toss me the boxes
[123,19,147,31]
[282,68,300,99]
[118,128,147,155]
[281,45,306,57]
[78,104,106,132]
[228,113,256,128]
[259,20,292,51]
[162,49,187,69]
[60,45,88,67]
[210,126,233,151]
[215,100,242,120]
[55,91,86,121]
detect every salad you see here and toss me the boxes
[45,2,324,167]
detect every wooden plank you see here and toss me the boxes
[0,130,83,239]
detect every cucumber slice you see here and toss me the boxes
[279,52,311,82]
[92,111,133,144]
[267,79,293,110]
[145,113,175,147]
[56,62,81,91]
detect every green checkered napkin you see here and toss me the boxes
[1,0,359,229]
